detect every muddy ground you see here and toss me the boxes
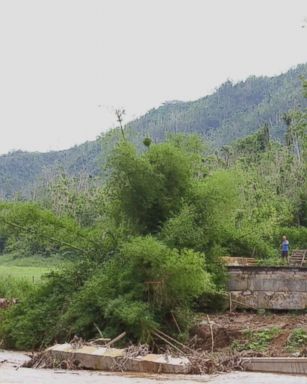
[192,312,307,356]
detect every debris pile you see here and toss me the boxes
[24,312,307,375]
[0,298,18,309]
[24,333,245,375]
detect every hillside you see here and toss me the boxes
[1,63,307,198]
[128,64,307,145]
[0,141,102,198]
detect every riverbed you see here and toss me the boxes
[1,350,306,384]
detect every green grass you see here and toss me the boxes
[0,265,50,283]
[256,257,288,267]
[287,329,307,352]
[0,276,35,299]
[0,253,67,267]
[0,253,73,283]
[232,327,281,352]
[0,254,71,284]
[0,255,59,298]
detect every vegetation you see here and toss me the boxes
[0,277,36,301]
[0,266,50,282]
[287,329,307,352]
[1,63,307,198]
[0,65,306,351]
[0,137,219,349]
[232,327,281,352]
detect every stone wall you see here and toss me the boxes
[228,266,307,310]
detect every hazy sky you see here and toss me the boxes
[0,0,307,155]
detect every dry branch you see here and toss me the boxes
[207,314,214,353]
[105,332,126,347]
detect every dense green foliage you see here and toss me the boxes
[131,64,307,145]
[0,140,102,199]
[0,115,306,349]
[0,66,306,351]
[1,63,307,198]
[108,141,193,233]
[0,138,219,349]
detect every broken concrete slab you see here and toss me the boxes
[129,354,191,374]
[47,343,191,374]
[48,344,125,371]
[242,357,307,375]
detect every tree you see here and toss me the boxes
[108,141,193,233]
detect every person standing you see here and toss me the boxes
[281,235,289,260]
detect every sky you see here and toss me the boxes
[0,0,307,155]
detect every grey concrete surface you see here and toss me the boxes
[48,343,191,373]
[228,266,307,309]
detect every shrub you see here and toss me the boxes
[287,329,307,352]
[0,237,215,349]
[62,237,215,343]
[232,327,281,352]
[0,277,34,301]
[0,259,96,350]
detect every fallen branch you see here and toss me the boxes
[154,329,194,354]
[152,331,184,355]
[207,314,214,353]
[93,323,104,338]
[170,311,181,333]
[105,332,126,348]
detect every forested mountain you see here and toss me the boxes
[1,63,307,198]
[0,141,102,198]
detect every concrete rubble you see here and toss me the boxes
[44,343,307,376]
[47,343,192,374]
[243,357,307,375]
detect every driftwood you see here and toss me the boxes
[153,331,184,354]
[24,327,247,375]
[154,328,194,353]
[206,314,214,353]
[24,339,246,375]
[170,311,181,333]
[111,344,149,372]
[104,332,126,347]
[90,337,111,345]
[93,323,104,338]
[152,328,246,374]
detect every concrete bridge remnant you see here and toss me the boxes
[228,266,307,310]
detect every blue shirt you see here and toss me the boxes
[282,240,289,252]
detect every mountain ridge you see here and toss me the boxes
[1,63,307,198]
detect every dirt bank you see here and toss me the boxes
[192,312,307,356]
